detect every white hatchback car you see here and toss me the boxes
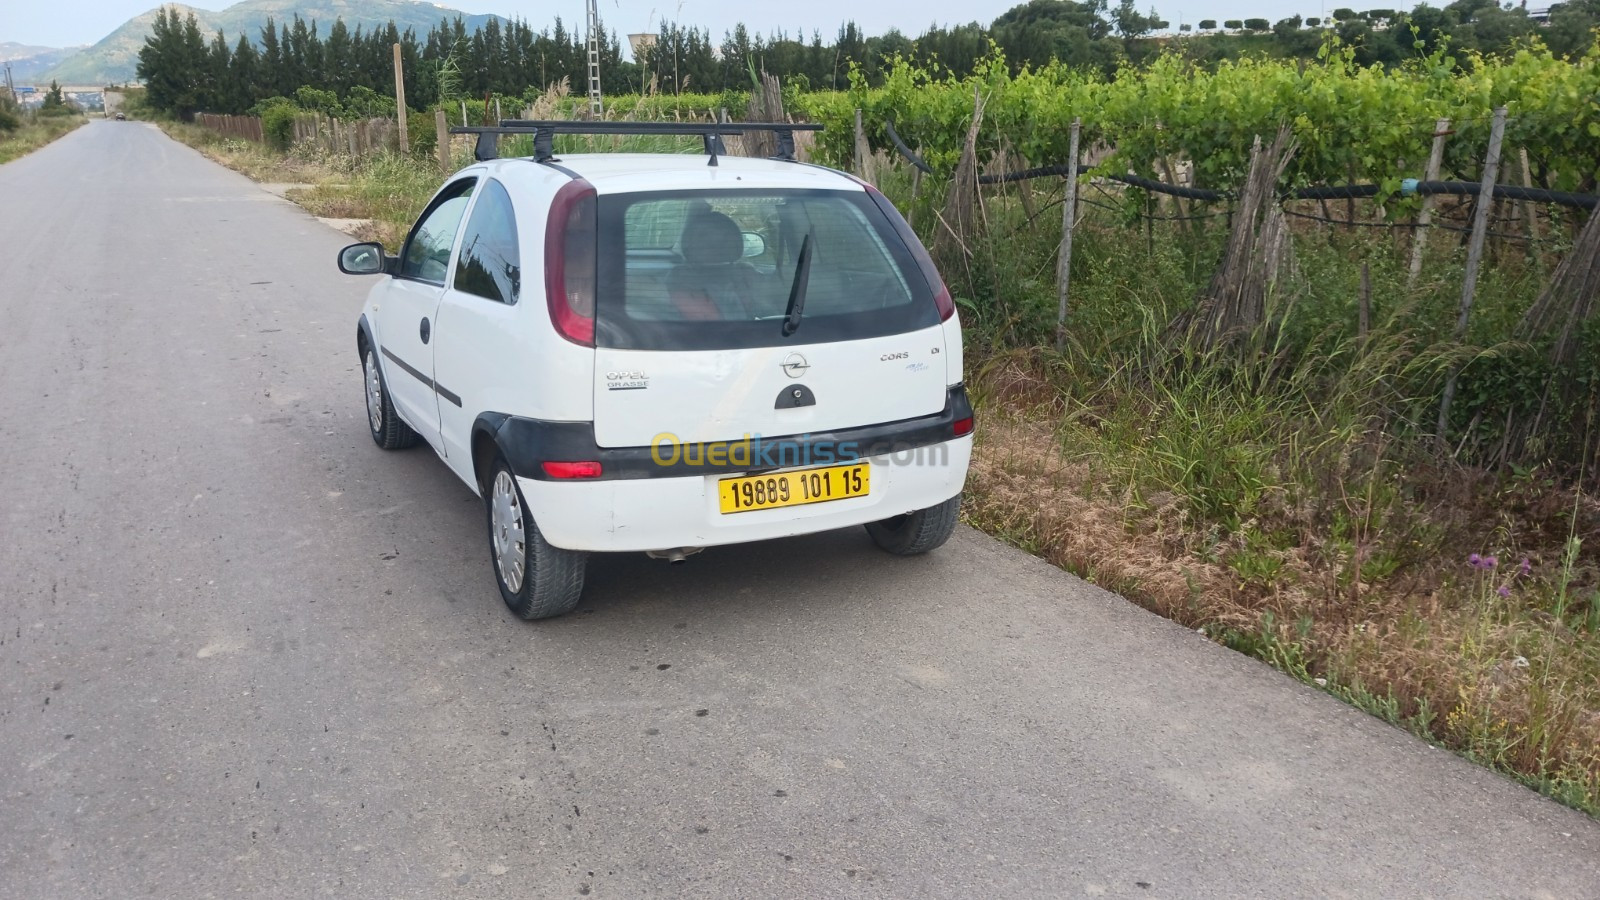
[337,122,972,619]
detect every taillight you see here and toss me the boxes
[858,180,955,322]
[953,416,974,437]
[541,461,603,479]
[544,179,597,346]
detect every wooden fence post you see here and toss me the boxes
[1407,117,1451,287]
[436,109,449,174]
[1055,117,1083,353]
[853,108,872,184]
[1437,106,1507,445]
[392,43,408,153]
[1359,261,1371,342]
[1519,147,1542,246]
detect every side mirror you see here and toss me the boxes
[740,232,767,259]
[338,242,390,275]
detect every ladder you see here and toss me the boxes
[585,0,603,116]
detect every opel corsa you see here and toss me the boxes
[337,123,972,619]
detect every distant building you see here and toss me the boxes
[627,33,657,62]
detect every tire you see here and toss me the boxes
[363,344,419,450]
[485,457,587,620]
[865,494,961,556]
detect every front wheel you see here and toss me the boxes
[486,458,587,620]
[865,495,961,556]
[363,345,419,450]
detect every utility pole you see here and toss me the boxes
[392,43,408,151]
[3,64,16,105]
[586,0,603,116]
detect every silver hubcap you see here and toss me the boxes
[491,471,527,593]
[364,351,383,433]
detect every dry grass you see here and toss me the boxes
[161,121,459,251]
[966,352,1600,814]
[0,114,87,165]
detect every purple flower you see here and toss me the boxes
[1469,553,1483,568]
[1496,585,1511,598]
[1519,557,1531,577]
[1484,555,1498,569]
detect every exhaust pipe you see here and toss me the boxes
[646,547,704,565]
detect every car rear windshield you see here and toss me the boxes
[593,188,938,351]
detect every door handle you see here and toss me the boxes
[420,317,431,344]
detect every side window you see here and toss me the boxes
[400,178,476,284]
[453,179,521,304]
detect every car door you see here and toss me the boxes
[432,177,525,488]
[377,176,477,452]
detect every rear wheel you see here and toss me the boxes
[364,345,419,450]
[486,458,587,620]
[865,495,961,556]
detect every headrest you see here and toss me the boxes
[681,211,743,265]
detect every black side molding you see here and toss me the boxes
[484,384,972,482]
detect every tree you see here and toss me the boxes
[136,8,209,119]
[228,34,258,113]
[1243,17,1271,30]
[1224,18,1244,29]
[1545,0,1600,58]
[1331,8,1358,20]
[38,79,76,117]
[1305,16,1322,27]
[1111,0,1156,36]
[1198,18,1217,28]
[1179,22,1193,31]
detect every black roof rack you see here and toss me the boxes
[448,120,824,166]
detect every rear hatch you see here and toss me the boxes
[589,187,950,449]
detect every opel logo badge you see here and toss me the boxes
[781,353,810,378]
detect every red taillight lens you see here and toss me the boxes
[544,179,597,346]
[541,461,603,479]
[953,416,974,437]
[859,182,955,322]
[931,283,955,322]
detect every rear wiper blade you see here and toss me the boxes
[781,232,814,337]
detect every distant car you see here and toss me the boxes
[336,123,971,620]
[113,112,125,120]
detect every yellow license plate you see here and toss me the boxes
[718,463,870,514]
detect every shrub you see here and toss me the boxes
[252,97,299,149]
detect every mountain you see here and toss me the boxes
[1,42,89,81]
[37,0,505,85]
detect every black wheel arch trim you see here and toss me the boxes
[357,314,376,356]
[476,384,972,482]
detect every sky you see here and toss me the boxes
[11,0,1331,52]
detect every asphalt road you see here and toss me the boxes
[3,121,1598,899]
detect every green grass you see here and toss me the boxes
[0,114,88,165]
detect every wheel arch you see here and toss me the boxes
[471,412,513,495]
[356,314,376,358]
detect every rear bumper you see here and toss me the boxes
[521,436,971,552]
[483,384,973,482]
